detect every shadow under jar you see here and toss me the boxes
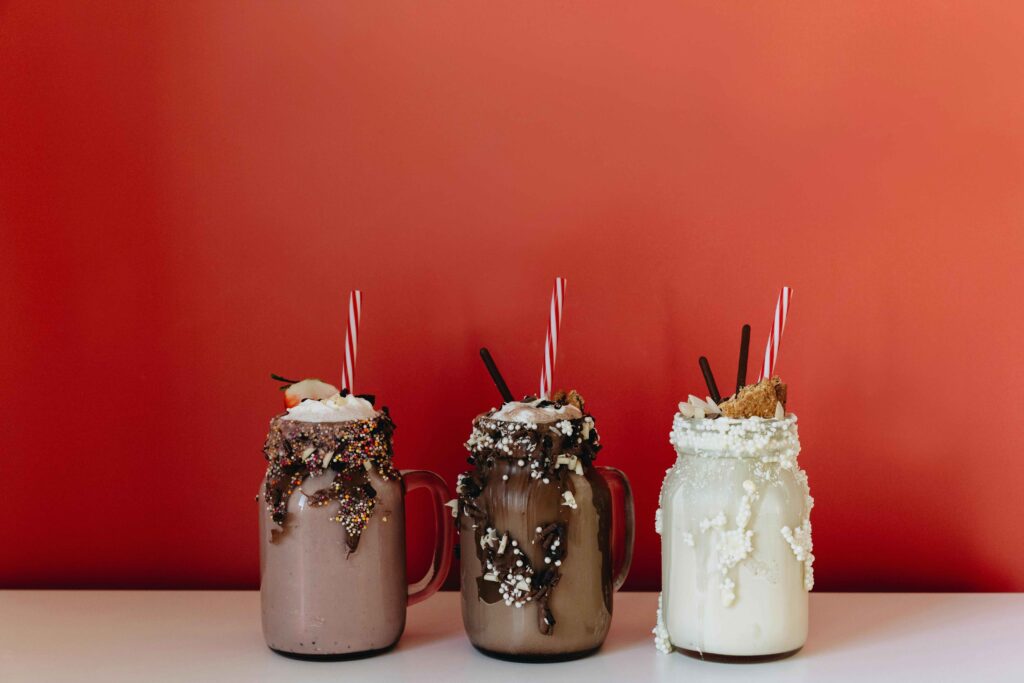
[457,400,634,662]
[259,412,453,660]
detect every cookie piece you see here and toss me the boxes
[550,389,586,412]
[720,377,787,419]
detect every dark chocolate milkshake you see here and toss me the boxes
[456,391,634,661]
[259,387,452,659]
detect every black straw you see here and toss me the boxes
[479,348,514,403]
[698,356,722,404]
[736,324,751,395]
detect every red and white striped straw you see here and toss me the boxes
[539,277,567,399]
[760,286,793,380]
[341,290,363,393]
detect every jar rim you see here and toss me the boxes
[670,413,800,461]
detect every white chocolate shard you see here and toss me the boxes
[555,454,578,470]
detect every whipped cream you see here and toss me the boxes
[489,399,583,424]
[282,393,379,422]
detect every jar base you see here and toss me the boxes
[269,642,397,661]
[676,645,802,663]
[473,643,601,663]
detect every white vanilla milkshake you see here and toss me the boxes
[655,386,814,659]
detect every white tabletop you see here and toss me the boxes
[1,591,1021,682]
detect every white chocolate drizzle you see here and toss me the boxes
[781,463,815,590]
[653,593,672,654]
[700,480,759,606]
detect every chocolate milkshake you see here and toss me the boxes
[259,386,452,659]
[456,391,634,661]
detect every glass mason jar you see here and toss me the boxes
[457,408,635,662]
[655,413,813,661]
[258,413,453,659]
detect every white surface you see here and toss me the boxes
[1,591,1022,682]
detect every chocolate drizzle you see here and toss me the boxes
[262,409,399,552]
[457,405,601,635]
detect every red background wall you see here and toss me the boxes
[2,2,1023,591]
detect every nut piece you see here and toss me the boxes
[720,377,788,419]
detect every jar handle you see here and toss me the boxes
[597,466,635,591]
[402,470,454,606]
